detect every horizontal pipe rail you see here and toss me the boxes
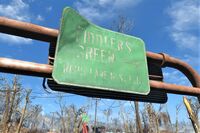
[150,80,200,96]
[0,17,199,98]
[146,52,200,88]
[0,17,58,42]
[0,57,52,77]
[0,17,199,87]
[0,57,199,96]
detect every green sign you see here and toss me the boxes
[52,7,150,95]
[82,113,89,123]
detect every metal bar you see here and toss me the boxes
[0,17,58,42]
[150,80,200,96]
[0,57,52,77]
[0,17,199,89]
[0,57,160,80]
[0,57,199,96]
[147,52,200,88]
[0,17,200,99]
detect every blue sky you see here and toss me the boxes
[0,0,199,124]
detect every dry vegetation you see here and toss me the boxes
[0,76,199,133]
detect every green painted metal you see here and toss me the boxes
[52,7,150,95]
[82,113,89,123]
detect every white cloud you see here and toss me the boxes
[113,0,141,9]
[171,32,198,50]
[36,14,44,21]
[74,0,142,22]
[46,6,52,12]
[163,70,191,86]
[182,54,200,66]
[0,0,31,22]
[0,0,34,44]
[0,33,32,45]
[167,0,200,52]
[179,54,200,73]
[169,0,199,31]
[75,5,106,22]
[98,0,113,6]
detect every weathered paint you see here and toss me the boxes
[52,7,150,95]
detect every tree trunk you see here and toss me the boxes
[120,102,129,133]
[67,111,71,133]
[61,117,66,133]
[155,116,160,133]
[134,101,143,133]
[7,77,18,132]
[16,90,31,133]
[73,113,79,133]
[3,88,10,133]
[175,109,178,133]
[141,111,148,133]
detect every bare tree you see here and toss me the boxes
[144,103,160,133]
[175,103,182,133]
[104,109,112,124]
[7,76,20,132]
[2,76,21,133]
[56,94,67,133]
[0,76,46,132]
[103,108,112,131]
[135,101,143,133]
[119,102,129,133]
[141,109,149,133]
[2,83,10,133]
[130,101,143,133]
[112,15,133,34]
[189,97,200,126]
[3,93,10,132]
[16,89,31,133]
[29,105,43,130]
[50,112,56,132]
[69,104,80,133]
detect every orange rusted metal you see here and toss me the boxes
[147,52,200,88]
[0,17,199,87]
[0,17,58,42]
[0,17,199,99]
[0,57,199,96]
[0,57,52,77]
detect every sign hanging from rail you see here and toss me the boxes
[52,7,150,95]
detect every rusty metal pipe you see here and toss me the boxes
[150,80,200,96]
[147,52,200,88]
[0,17,199,92]
[0,57,52,77]
[0,57,200,96]
[0,17,58,42]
